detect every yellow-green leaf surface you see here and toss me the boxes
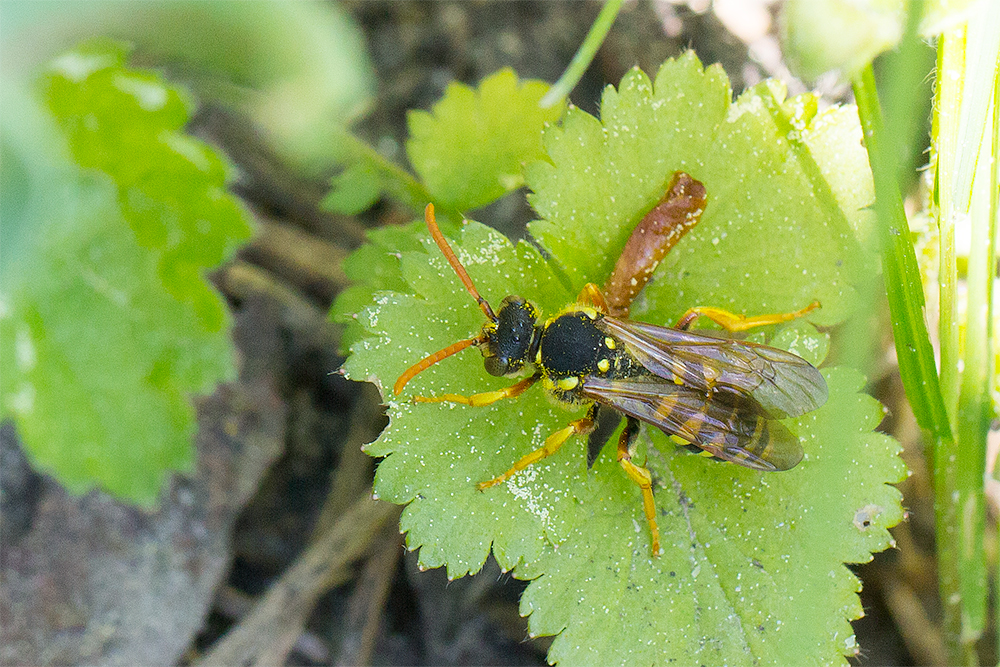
[341,54,904,665]
[528,56,876,328]
[0,42,251,504]
[407,68,565,211]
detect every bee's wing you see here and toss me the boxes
[598,317,828,419]
[582,376,803,471]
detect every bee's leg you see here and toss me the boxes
[414,374,539,407]
[603,172,707,318]
[478,404,597,490]
[576,283,610,314]
[616,417,661,557]
[675,301,820,332]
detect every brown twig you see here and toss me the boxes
[241,216,351,304]
[194,496,400,667]
[192,104,370,248]
[316,382,385,534]
[878,570,949,667]
[218,260,341,351]
[335,523,403,666]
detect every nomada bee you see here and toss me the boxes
[393,172,828,557]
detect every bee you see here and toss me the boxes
[393,172,828,557]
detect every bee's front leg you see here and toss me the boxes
[413,373,539,407]
[576,283,610,314]
[478,404,597,490]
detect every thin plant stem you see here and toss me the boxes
[539,0,624,108]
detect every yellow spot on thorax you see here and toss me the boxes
[557,376,580,391]
[558,304,599,320]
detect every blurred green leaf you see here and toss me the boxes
[4,0,374,172]
[0,42,252,504]
[781,0,975,80]
[322,161,382,215]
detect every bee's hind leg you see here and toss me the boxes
[616,417,661,557]
[675,301,820,332]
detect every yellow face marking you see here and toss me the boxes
[557,376,580,391]
[604,337,616,350]
[597,358,610,373]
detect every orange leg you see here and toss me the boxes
[478,405,596,490]
[675,301,820,332]
[616,417,661,557]
[577,283,610,314]
[414,374,539,407]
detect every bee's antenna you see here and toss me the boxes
[393,336,483,395]
[425,204,496,322]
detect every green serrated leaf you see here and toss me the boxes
[346,220,903,662]
[517,367,904,666]
[329,220,427,355]
[348,222,575,575]
[342,55,902,665]
[0,42,251,504]
[771,320,831,367]
[406,68,565,211]
[528,55,874,329]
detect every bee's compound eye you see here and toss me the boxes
[485,355,523,377]
[484,356,509,376]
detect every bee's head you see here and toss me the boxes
[479,296,539,376]
[395,204,538,396]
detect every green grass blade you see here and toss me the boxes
[952,5,1000,645]
[954,110,994,646]
[929,1,1000,656]
[935,28,965,430]
[852,66,952,441]
[930,26,967,663]
[950,1,1000,214]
